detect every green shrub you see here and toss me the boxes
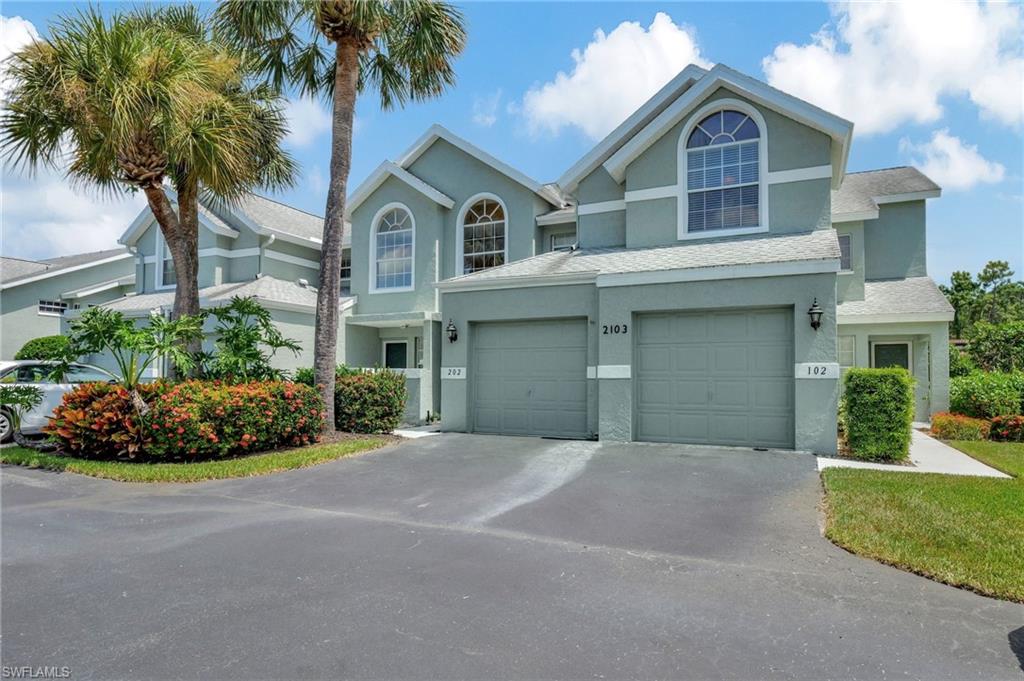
[930,412,991,441]
[14,335,69,360]
[335,369,407,433]
[949,371,1020,418]
[840,368,915,461]
[948,345,974,378]
[45,382,170,458]
[46,380,323,461]
[989,415,1024,442]
[966,321,1024,373]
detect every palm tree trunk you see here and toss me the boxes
[314,38,360,433]
[171,176,203,372]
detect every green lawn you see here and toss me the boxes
[821,440,1024,603]
[0,436,389,483]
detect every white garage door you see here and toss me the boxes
[635,308,794,449]
[472,319,588,438]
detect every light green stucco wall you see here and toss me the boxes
[579,210,626,248]
[1,258,134,359]
[864,202,928,280]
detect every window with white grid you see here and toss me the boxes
[838,234,852,271]
[374,207,413,290]
[38,300,70,316]
[462,199,506,274]
[686,110,761,233]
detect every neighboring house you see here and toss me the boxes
[0,249,135,359]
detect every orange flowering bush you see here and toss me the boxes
[45,382,170,458]
[989,415,1024,442]
[929,412,991,441]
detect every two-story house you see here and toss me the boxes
[343,63,951,453]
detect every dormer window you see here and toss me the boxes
[460,195,506,274]
[681,104,766,239]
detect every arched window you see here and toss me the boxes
[461,197,506,274]
[372,204,414,291]
[685,108,762,234]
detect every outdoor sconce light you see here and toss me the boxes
[445,319,458,343]
[807,298,824,331]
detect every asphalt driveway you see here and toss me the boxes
[2,434,1022,680]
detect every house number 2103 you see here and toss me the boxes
[602,324,628,335]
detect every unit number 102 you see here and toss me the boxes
[602,324,628,335]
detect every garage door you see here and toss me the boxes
[635,308,794,448]
[472,319,588,438]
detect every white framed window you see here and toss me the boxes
[678,100,768,241]
[871,341,912,371]
[370,203,414,293]
[382,340,408,369]
[550,233,576,252]
[340,248,352,294]
[155,230,176,289]
[37,300,75,316]
[837,234,852,272]
[838,335,856,369]
[457,193,507,275]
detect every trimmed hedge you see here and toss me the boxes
[46,380,324,461]
[296,366,408,433]
[15,335,69,361]
[840,368,915,461]
[950,371,1021,418]
[930,412,991,441]
[989,415,1024,443]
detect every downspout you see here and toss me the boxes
[259,233,276,277]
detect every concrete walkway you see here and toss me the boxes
[818,429,1010,477]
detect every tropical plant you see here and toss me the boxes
[214,0,467,431]
[0,384,43,440]
[14,335,70,361]
[59,307,204,394]
[1,6,296,329]
[197,296,302,381]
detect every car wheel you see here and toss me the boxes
[0,409,12,444]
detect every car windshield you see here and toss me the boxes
[0,365,55,384]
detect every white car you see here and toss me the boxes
[0,360,116,443]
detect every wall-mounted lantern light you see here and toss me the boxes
[807,298,824,331]
[445,319,458,343]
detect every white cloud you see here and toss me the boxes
[472,89,502,128]
[521,12,712,140]
[283,97,333,147]
[1,15,40,100]
[762,1,1024,135]
[899,129,1005,191]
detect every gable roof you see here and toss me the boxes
[837,276,953,323]
[832,167,941,222]
[557,64,708,194]
[602,64,854,190]
[346,161,456,216]
[231,193,350,249]
[0,248,132,290]
[397,124,565,207]
[119,187,240,247]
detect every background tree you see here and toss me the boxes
[2,6,295,334]
[214,0,467,431]
[941,260,1024,337]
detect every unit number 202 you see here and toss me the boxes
[602,324,628,335]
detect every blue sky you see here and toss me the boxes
[2,1,1022,285]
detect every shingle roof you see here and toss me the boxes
[837,277,953,319]
[443,229,839,285]
[832,167,940,220]
[98,275,352,315]
[1,248,130,285]
[233,193,350,247]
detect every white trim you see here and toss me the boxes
[369,202,416,294]
[586,366,597,379]
[398,124,563,207]
[870,341,912,370]
[624,185,676,203]
[832,209,879,223]
[436,271,597,292]
[263,249,319,270]
[0,252,132,291]
[61,276,134,300]
[838,312,954,324]
[201,247,260,259]
[603,64,853,189]
[393,368,422,379]
[347,161,455,216]
[874,189,941,205]
[434,239,441,313]
[118,187,239,246]
[766,165,833,184]
[596,259,839,288]
[154,231,176,291]
[577,199,625,216]
[557,65,708,193]
[597,365,631,379]
[382,339,410,369]
[536,209,576,226]
[678,98,769,240]
[455,192,510,277]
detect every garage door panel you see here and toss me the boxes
[471,319,588,439]
[636,308,794,449]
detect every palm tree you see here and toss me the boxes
[1,6,296,329]
[214,0,467,431]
